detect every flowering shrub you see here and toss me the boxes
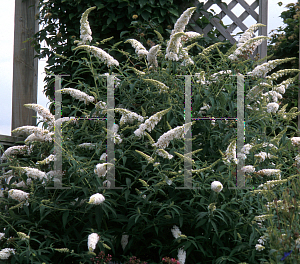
[1,5,300,264]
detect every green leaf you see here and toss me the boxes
[168,8,178,17]
[62,211,69,229]
[211,220,219,236]
[107,16,113,26]
[141,11,150,21]
[159,0,167,7]
[139,0,147,8]
[120,31,130,38]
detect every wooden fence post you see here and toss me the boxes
[258,0,268,61]
[11,0,39,136]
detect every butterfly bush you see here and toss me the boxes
[2,5,300,264]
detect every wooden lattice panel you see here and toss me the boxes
[180,0,268,60]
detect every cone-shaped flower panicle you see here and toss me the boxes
[248,58,295,78]
[8,189,30,203]
[88,193,105,205]
[12,126,49,136]
[267,102,279,114]
[1,145,30,161]
[143,79,169,94]
[79,6,96,44]
[24,104,55,125]
[165,32,186,61]
[171,225,182,239]
[211,181,223,192]
[87,233,100,252]
[171,7,196,35]
[10,166,47,181]
[121,234,129,250]
[124,39,148,58]
[60,88,95,105]
[236,23,266,48]
[147,44,161,68]
[36,154,56,165]
[241,165,256,174]
[177,247,187,264]
[73,45,119,67]
[182,31,203,41]
[113,108,144,126]
[228,36,270,61]
[152,122,193,149]
[24,132,54,144]
[0,248,16,260]
[94,163,114,177]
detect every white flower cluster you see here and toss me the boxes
[223,141,238,165]
[94,163,114,177]
[156,149,173,159]
[236,24,265,48]
[1,145,30,161]
[24,104,55,126]
[165,7,196,61]
[254,214,273,222]
[125,39,148,58]
[171,7,197,35]
[21,167,47,181]
[256,169,281,179]
[55,117,78,127]
[248,58,294,78]
[255,244,265,251]
[257,179,287,190]
[262,142,278,149]
[177,247,186,264]
[291,137,300,146]
[195,71,206,85]
[241,165,256,174]
[152,122,192,149]
[134,108,170,138]
[266,69,300,80]
[8,189,29,203]
[87,233,100,252]
[60,88,95,105]
[266,102,279,114]
[36,154,56,165]
[264,199,295,212]
[261,90,282,103]
[17,232,30,240]
[24,132,54,144]
[211,181,223,192]
[274,78,294,94]
[88,193,105,205]
[78,143,96,150]
[114,108,144,126]
[0,248,16,260]
[228,36,269,61]
[96,101,107,110]
[79,6,95,44]
[257,234,268,246]
[12,126,49,136]
[198,103,211,115]
[110,123,122,144]
[121,234,129,250]
[254,151,275,162]
[74,45,119,68]
[295,154,300,165]
[143,78,169,94]
[165,32,185,61]
[171,225,182,239]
